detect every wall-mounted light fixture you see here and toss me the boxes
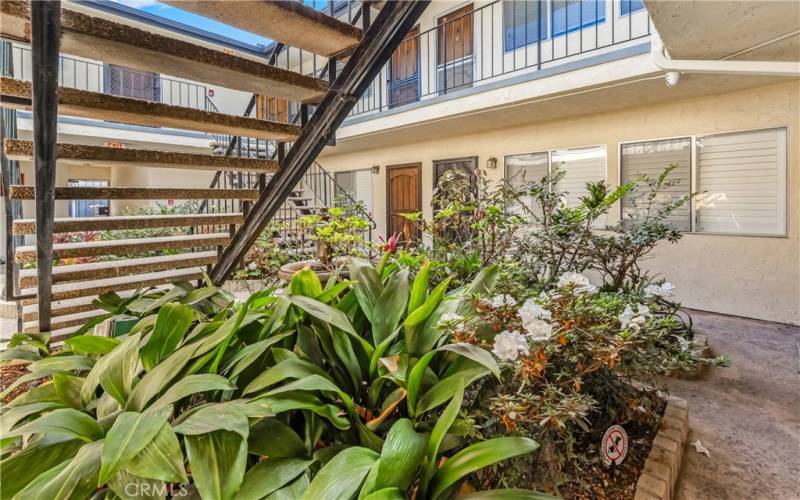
[486,157,498,169]
[371,164,380,174]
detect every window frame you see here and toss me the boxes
[551,0,607,38]
[502,0,551,53]
[334,167,374,215]
[617,126,789,237]
[619,0,645,16]
[67,178,110,218]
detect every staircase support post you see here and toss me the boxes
[210,0,430,284]
[31,0,61,332]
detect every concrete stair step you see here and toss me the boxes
[4,139,278,173]
[15,232,229,265]
[18,250,218,288]
[23,309,109,334]
[0,1,329,102]
[13,213,243,234]
[21,288,164,322]
[9,185,260,200]
[0,77,301,141]
[20,268,205,304]
[162,0,362,57]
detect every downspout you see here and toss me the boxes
[651,32,800,78]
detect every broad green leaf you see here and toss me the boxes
[374,419,427,491]
[149,374,236,411]
[6,382,61,407]
[0,402,63,434]
[408,261,431,315]
[222,331,294,377]
[98,412,166,484]
[6,408,103,442]
[439,343,500,379]
[28,355,94,373]
[289,267,324,298]
[243,358,330,396]
[262,375,346,403]
[457,265,499,315]
[249,393,350,430]
[288,295,358,336]
[107,469,165,500]
[53,373,84,409]
[173,403,249,439]
[185,430,247,500]
[247,418,306,458]
[24,440,104,500]
[421,382,464,494]
[140,303,194,371]
[406,351,436,416]
[265,474,309,500]
[236,458,314,500]
[371,268,410,345]
[458,490,557,500]
[126,341,199,411]
[9,460,69,500]
[351,258,383,323]
[416,368,489,415]
[363,488,405,500]
[315,280,352,304]
[126,423,188,483]
[81,333,141,406]
[0,345,41,363]
[405,277,453,356]
[0,435,82,499]
[429,437,539,499]
[64,335,120,355]
[301,446,379,500]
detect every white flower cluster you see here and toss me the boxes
[491,294,517,308]
[518,299,553,341]
[644,282,675,298]
[491,330,529,361]
[557,272,597,294]
[619,303,651,332]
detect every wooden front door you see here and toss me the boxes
[438,5,473,65]
[389,26,420,107]
[256,95,288,123]
[386,163,422,241]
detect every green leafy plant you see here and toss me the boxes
[299,203,372,269]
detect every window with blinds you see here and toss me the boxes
[504,151,548,218]
[551,145,607,209]
[335,169,373,215]
[695,128,787,235]
[620,138,691,231]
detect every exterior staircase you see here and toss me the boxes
[0,0,428,335]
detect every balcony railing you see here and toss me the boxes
[8,44,210,111]
[348,0,651,118]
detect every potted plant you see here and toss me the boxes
[278,204,373,282]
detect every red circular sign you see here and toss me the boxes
[602,425,628,465]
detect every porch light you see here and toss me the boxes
[486,157,498,169]
[371,164,380,174]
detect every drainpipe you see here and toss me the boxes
[651,32,800,79]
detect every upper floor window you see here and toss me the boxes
[503,0,549,52]
[620,0,645,15]
[552,0,606,37]
[104,64,160,102]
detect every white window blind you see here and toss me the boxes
[335,169,373,215]
[620,138,691,231]
[695,128,786,235]
[504,152,548,218]
[552,145,606,209]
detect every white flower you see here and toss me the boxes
[557,272,597,294]
[637,304,651,317]
[491,294,518,308]
[524,319,553,341]
[518,299,552,324]
[247,261,257,271]
[619,305,635,329]
[437,312,464,329]
[491,330,529,361]
[678,337,692,352]
[644,282,675,298]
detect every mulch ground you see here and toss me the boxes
[1,362,34,404]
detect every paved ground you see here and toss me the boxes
[665,310,800,500]
[1,304,798,498]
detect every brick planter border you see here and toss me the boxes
[634,396,689,500]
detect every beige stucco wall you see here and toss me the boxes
[319,80,800,325]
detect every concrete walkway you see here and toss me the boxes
[665,311,800,500]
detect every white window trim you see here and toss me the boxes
[617,126,789,238]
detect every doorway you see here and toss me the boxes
[386,163,422,241]
[437,4,474,93]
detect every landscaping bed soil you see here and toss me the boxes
[1,362,33,404]
[559,398,667,500]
